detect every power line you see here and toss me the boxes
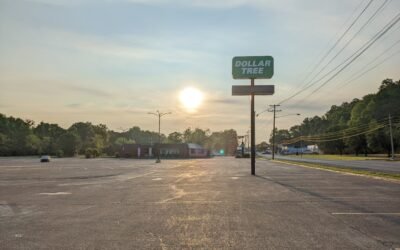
[337,47,400,89]
[281,116,400,143]
[301,122,390,140]
[293,120,391,140]
[282,119,400,144]
[342,37,400,80]
[293,13,400,104]
[282,124,384,144]
[284,125,386,144]
[298,29,400,105]
[306,120,391,137]
[312,37,400,100]
[295,0,368,87]
[304,0,391,89]
[278,0,375,105]
[290,13,400,106]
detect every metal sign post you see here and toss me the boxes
[232,85,274,95]
[250,78,255,175]
[232,55,274,175]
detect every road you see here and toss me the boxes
[259,154,400,174]
[0,157,400,249]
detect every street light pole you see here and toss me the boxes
[148,110,171,163]
[246,130,250,151]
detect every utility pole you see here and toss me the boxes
[148,111,171,163]
[389,113,395,160]
[269,104,281,160]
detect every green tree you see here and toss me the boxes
[58,132,81,157]
[207,129,238,155]
[365,79,400,155]
[114,137,135,145]
[0,115,36,155]
[125,126,161,144]
[256,141,269,152]
[168,132,183,143]
[68,122,95,153]
[91,124,108,154]
[221,129,238,155]
[0,133,10,156]
[25,134,41,155]
[183,128,209,146]
[34,122,66,155]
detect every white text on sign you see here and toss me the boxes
[234,60,272,75]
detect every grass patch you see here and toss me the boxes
[275,159,400,181]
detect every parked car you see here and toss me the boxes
[40,155,51,162]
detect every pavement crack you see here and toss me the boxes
[160,184,187,203]
[147,231,167,250]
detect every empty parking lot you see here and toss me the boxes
[0,157,399,249]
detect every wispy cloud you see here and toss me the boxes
[32,29,216,64]
[209,97,245,105]
[24,0,306,12]
[63,85,112,98]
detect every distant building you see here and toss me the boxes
[280,144,320,155]
[307,145,320,154]
[119,144,152,158]
[119,143,209,159]
[186,143,208,158]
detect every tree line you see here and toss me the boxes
[0,115,238,157]
[270,79,400,156]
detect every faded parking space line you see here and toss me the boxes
[38,192,71,195]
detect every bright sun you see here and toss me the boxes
[179,87,204,112]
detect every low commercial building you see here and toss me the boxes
[187,143,208,158]
[119,144,153,158]
[119,143,209,159]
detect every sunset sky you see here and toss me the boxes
[1,0,399,142]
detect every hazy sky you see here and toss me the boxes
[1,0,399,142]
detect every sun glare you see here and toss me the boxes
[179,87,204,112]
